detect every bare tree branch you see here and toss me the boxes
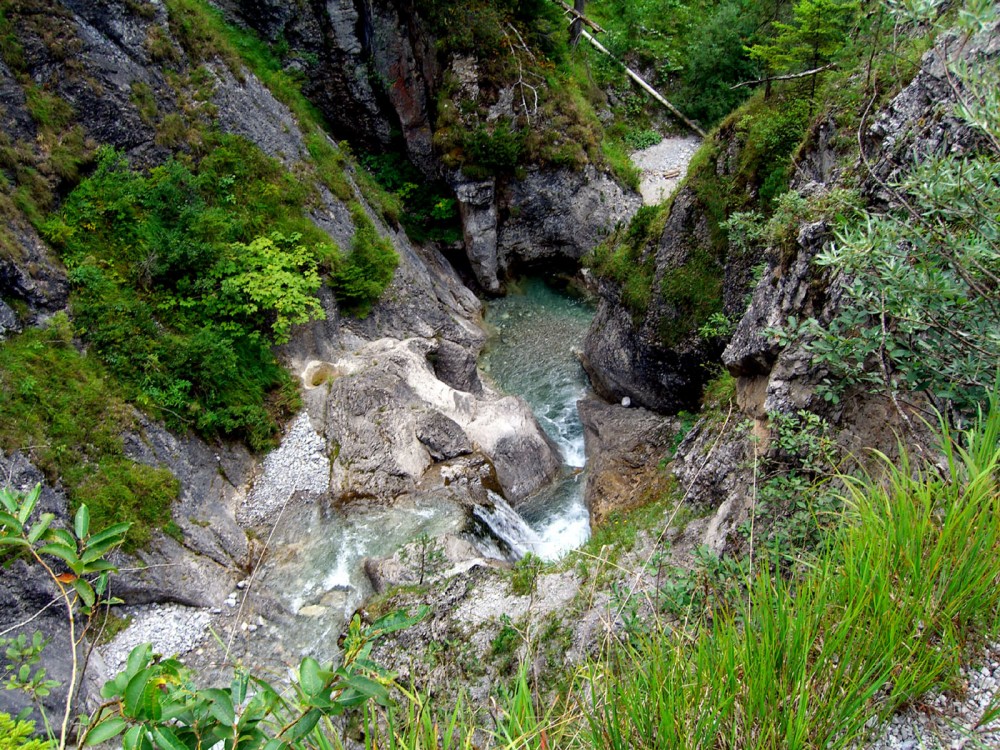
[731,63,838,90]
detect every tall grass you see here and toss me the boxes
[585,405,1000,749]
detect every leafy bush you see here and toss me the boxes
[328,203,399,317]
[462,119,525,174]
[359,150,462,244]
[0,713,50,750]
[45,138,328,448]
[801,2,1000,416]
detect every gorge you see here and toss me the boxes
[1,1,999,748]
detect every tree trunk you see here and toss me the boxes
[570,0,585,46]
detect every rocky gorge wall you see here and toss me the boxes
[0,0,604,720]
[214,0,641,293]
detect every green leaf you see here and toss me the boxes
[204,687,235,727]
[86,521,131,547]
[73,578,96,608]
[122,724,144,750]
[340,673,390,705]
[126,644,152,678]
[75,505,90,540]
[38,542,81,571]
[124,668,152,716]
[367,605,430,638]
[84,716,127,745]
[0,511,24,534]
[285,709,321,741]
[17,485,40,524]
[150,725,187,750]
[262,740,289,750]
[50,527,76,548]
[231,671,249,706]
[298,657,325,697]
[27,513,55,544]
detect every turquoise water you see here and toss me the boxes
[480,276,594,559]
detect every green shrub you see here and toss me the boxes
[586,204,666,318]
[46,138,330,448]
[658,249,724,347]
[329,204,399,317]
[463,119,525,174]
[0,713,50,750]
[359,150,462,244]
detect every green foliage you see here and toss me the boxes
[510,552,542,597]
[162,0,242,76]
[735,95,812,207]
[359,150,462,244]
[588,403,1000,749]
[0,713,50,750]
[586,204,666,318]
[672,1,762,126]
[748,0,859,92]
[800,3,1000,416]
[462,119,525,175]
[623,128,660,150]
[329,204,399,317]
[658,249,724,347]
[46,139,328,448]
[0,320,178,550]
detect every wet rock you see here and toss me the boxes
[430,338,484,394]
[416,412,473,461]
[498,165,641,268]
[455,176,501,292]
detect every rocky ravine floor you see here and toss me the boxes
[631,135,702,206]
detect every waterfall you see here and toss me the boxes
[472,491,544,560]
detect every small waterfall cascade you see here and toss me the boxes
[479,276,594,561]
[472,490,544,559]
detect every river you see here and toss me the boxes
[480,275,593,560]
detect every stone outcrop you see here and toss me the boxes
[302,337,560,505]
[578,397,676,525]
[671,28,999,555]
[219,0,639,292]
[581,184,726,413]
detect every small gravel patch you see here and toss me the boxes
[864,644,1000,750]
[631,135,702,206]
[98,603,211,675]
[240,411,330,526]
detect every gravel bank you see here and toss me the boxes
[98,603,211,674]
[630,135,702,205]
[864,644,1000,750]
[240,411,330,526]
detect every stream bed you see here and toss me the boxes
[480,275,594,560]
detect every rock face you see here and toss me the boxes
[302,337,560,505]
[671,28,998,555]
[582,184,726,413]
[578,397,676,525]
[219,0,639,292]
[497,165,641,278]
[0,0,576,722]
